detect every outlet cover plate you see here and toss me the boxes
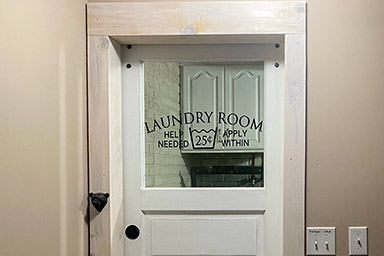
[307,227,336,255]
[349,227,368,255]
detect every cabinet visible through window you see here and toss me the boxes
[180,63,264,153]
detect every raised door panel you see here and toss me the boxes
[224,65,264,151]
[144,214,264,256]
[181,65,224,152]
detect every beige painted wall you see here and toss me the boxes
[0,0,87,256]
[306,0,384,255]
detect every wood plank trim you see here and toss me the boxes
[88,35,111,256]
[88,35,124,256]
[108,38,124,256]
[283,34,306,256]
[88,1,306,36]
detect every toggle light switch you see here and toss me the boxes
[349,227,368,255]
[306,227,336,255]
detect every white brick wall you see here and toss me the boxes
[145,62,191,187]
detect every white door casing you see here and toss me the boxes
[87,2,306,256]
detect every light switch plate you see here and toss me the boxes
[306,227,336,255]
[349,227,368,255]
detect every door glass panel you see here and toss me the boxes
[144,61,264,188]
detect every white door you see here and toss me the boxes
[122,44,284,256]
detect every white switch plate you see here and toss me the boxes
[349,227,368,255]
[306,227,336,255]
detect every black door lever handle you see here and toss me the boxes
[89,192,110,213]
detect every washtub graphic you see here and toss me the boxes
[189,127,218,150]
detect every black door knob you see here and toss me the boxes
[89,192,109,213]
[125,225,140,240]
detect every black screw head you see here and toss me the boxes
[126,63,132,69]
[127,44,132,49]
[275,62,280,68]
[275,43,280,48]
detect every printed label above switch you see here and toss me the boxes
[306,227,336,255]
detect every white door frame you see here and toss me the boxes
[87,2,306,256]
